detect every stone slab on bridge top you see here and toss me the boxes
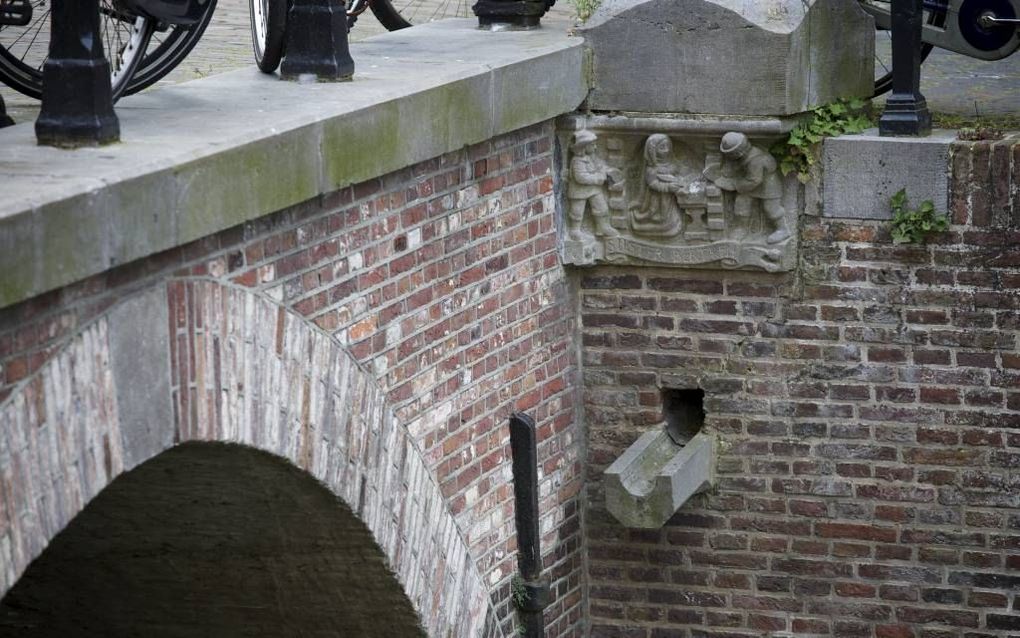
[579,0,875,116]
[0,20,586,310]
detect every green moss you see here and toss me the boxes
[321,100,402,188]
[176,129,321,242]
[931,111,1020,131]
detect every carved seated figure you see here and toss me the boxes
[632,134,699,238]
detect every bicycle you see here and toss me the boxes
[0,0,216,100]
[862,0,1020,96]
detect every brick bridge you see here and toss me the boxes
[2,17,1020,638]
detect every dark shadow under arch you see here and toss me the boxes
[0,443,426,638]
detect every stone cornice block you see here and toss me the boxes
[579,0,875,115]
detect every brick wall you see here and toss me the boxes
[581,139,1020,637]
[0,121,583,637]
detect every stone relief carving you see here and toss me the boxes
[566,130,622,241]
[560,125,798,272]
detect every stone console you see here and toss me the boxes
[604,430,716,529]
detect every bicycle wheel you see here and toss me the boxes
[250,0,285,73]
[122,0,217,95]
[0,1,153,100]
[368,0,474,31]
[862,0,948,97]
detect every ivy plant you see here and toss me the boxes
[771,98,872,183]
[889,189,948,244]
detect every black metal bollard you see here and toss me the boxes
[0,94,14,129]
[35,0,119,147]
[878,0,931,136]
[473,0,547,29]
[280,0,354,81]
[509,412,551,638]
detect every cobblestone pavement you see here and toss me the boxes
[1,3,1018,125]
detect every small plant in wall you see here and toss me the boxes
[889,189,948,244]
[511,575,530,608]
[511,575,530,636]
[771,98,872,183]
[570,0,601,22]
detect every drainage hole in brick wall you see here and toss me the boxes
[662,388,704,445]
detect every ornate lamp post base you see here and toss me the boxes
[36,59,120,147]
[35,0,119,147]
[878,0,931,137]
[280,0,355,81]
[473,0,546,28]
[879,93,932,136]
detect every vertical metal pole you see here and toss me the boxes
[35,0,119,147]
[280,0,354,81]
[878,0,932,136]
[473,0,547,29]
[509,412,550,638]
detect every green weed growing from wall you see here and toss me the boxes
[771,98,871,183]
[889,189,948,244]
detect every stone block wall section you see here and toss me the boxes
[0,122,583,637]
[581,138,1020,637]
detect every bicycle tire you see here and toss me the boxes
[0,1,154,101]
[368,0,475,31]
[122,0,218,95]
[864,0,948,97]
[250,0,286,73]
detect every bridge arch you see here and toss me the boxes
[0,442,427,636]
[0,279,498,637]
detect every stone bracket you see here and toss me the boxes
[604,430,716,529]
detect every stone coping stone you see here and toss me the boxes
[0,20,586,309]
[822,128,955,220]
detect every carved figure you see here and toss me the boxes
[633,134,685,237]
[704,132,791,244]
[566,130,621,241]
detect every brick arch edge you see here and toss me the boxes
[0,278,501,638]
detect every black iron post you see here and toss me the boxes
[473,0,548,29]
[34,0,119,147]
[878,0,932,136]
[280,0,354,81]
[509,412,551,638]
[0,94,14,128]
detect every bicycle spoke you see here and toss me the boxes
[426,0,449,22]
[7,7,46,50]
[18,10,48,66]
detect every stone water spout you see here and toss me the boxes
[604,428,716,529]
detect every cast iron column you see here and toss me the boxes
[509,412,551,638]
[473,0,547,29]
[280,0,354,81]
[878,0,931,136]
[35,0,119,146]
